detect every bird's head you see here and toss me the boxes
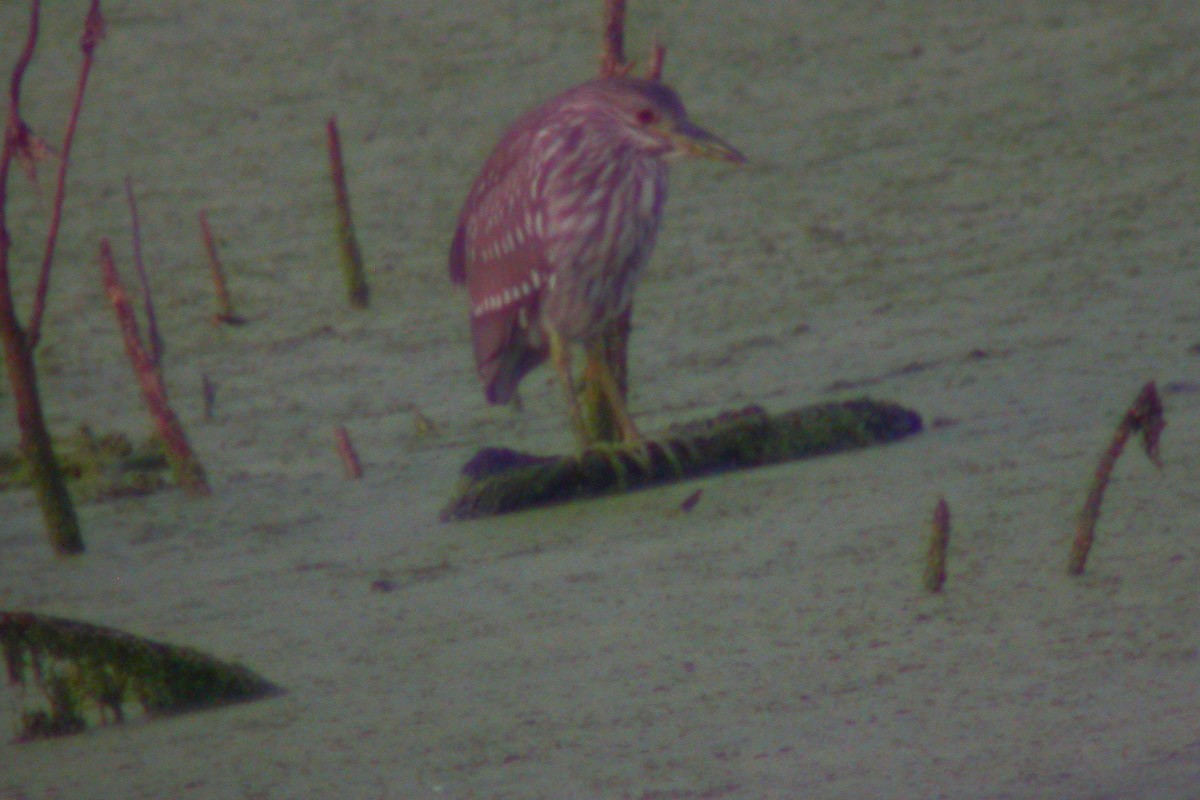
[569,77,746,164]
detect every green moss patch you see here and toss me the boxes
[0,427,169,500]
[2,611,279,743]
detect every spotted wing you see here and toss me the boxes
[449,124,554,404]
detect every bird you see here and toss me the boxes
[449,76,744,448]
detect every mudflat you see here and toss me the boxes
[3,2,1198,797]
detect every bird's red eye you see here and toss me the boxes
[635,107,657,125]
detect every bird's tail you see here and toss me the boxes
[482,342,547,404]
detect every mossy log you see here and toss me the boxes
[1,611,279,742]
[442,398,922,521]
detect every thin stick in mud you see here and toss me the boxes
[924,497,950,593]
[326,116,369,309]
[1067,381,1164,575]
[199,209,245,325]
[99,237,211,497]
[334,425,363,479]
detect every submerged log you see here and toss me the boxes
[442,398,922,521]
[1,611,279,742]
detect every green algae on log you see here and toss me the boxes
[1,611,279,743]
[0,427,168,500]
[442,399,922,521]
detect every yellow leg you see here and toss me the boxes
[582,339,688,481]
[585,340,688,477]
[549,330,589,449]
[551,331,682,480]
[583,342,641,443]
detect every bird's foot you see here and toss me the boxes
[576,435,685,490]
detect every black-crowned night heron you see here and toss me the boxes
[449,76,744,446]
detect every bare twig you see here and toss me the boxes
[4,1,43,189]
[198,209,244,325]
[924,497,950,593]
[27,0,105,348]
[99,239,211,496]
[600,0,628,77]
[645,40,666,81]
[334,425,363,479]
[326,115,368,309]
[599,1,666,81]
[122,176,162,361]
[1067,381,1164,575]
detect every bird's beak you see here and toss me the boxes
[671,118,746,164]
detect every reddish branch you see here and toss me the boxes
[27,0,105,348]
[1067,381,1164,575]
[0,0,103,555]
[599,0,628,77]
[644,42,665,82]
[123,177,161,359]
[0,1,44,310]
[3,0,42,183]
[599,0,665,80]
[198,209,244,324]
[334,426,363,479]
[99,238,211,497]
